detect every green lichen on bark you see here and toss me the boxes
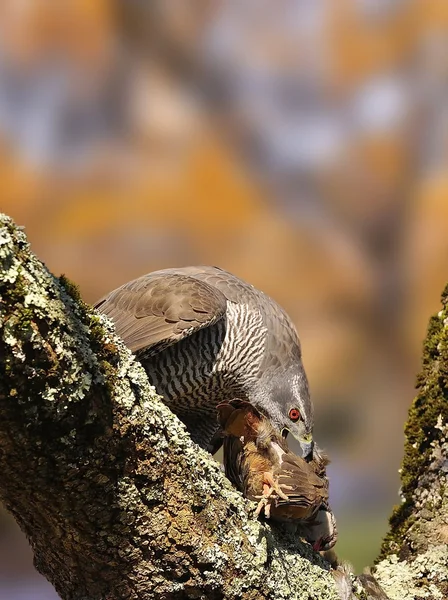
[380,287,448,558]
[0,213,341,599]
[374,285,448,598]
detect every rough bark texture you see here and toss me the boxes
[0,211,447,600]
[0,213,340,599]
[373,286,448,599]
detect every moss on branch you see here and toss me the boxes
[375,287,448,598]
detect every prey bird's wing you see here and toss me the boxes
[95,273,227,356]
[222,436,247,493]
[275,452,328,509]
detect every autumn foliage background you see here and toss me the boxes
[2,2,448,598]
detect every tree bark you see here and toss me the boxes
[0,213,340,599]
[374,285,448,599]
[0,212,447,600]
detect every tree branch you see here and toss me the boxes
[374,286,448,599]
[1,211,448,600]
[0,213,340,599]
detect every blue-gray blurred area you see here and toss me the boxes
[2,1,448,597]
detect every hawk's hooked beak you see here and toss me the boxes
[281,429,314,461]
[299,435,314,462]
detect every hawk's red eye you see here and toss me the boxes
[289,408,300,422]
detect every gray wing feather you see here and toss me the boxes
[174,266,303,368]
[95,272,227,355]
[95,265,302,369]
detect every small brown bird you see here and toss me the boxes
[217,399,337,550]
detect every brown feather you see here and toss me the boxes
[97,265,303,369]
[219,399,334,532]
[95,273,227,354]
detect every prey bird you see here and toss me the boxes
[95,266,314,457]
[217,399,337,550]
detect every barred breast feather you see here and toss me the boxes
[95,266,305,451]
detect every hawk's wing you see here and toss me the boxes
[95,272,227,356]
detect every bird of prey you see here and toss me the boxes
[217,399,337,550]
[95,266,314,457]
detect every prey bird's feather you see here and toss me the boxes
[217,399,337,550]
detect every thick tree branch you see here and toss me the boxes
[374,287,448,599]
[1,211,448,600]
[0,213,340,599]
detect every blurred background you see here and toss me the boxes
[1,0,448,597]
